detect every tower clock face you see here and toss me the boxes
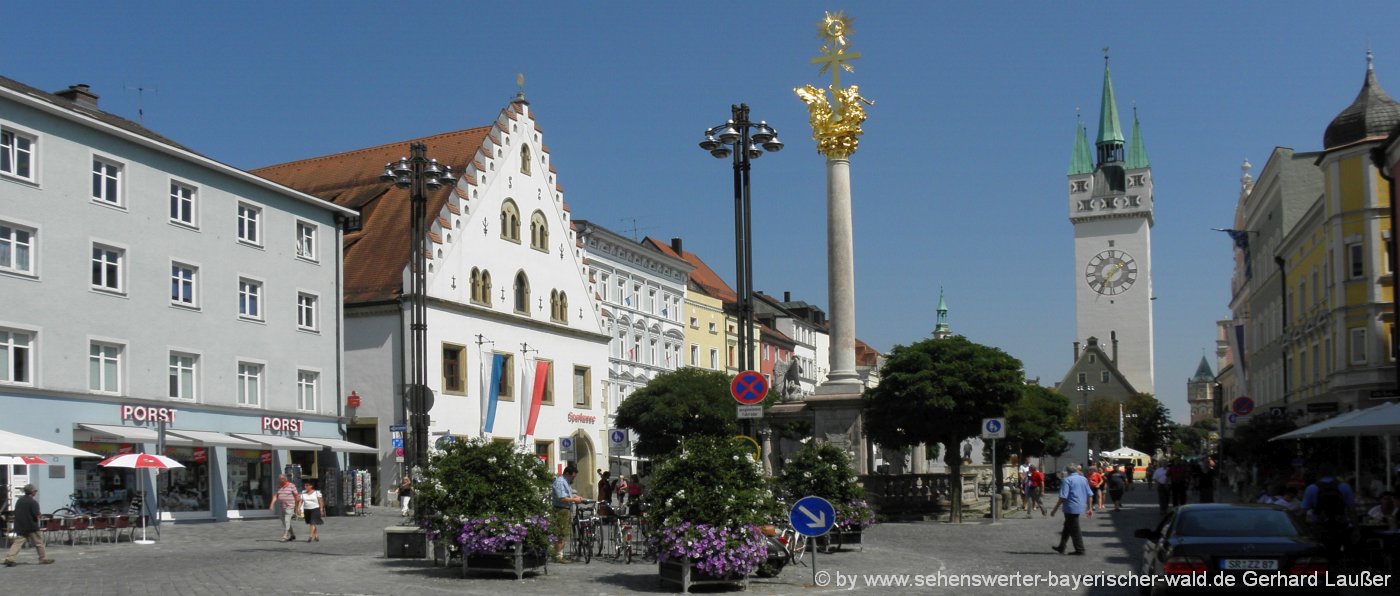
[1085,249,1137,295]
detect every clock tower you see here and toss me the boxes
[1068,55,1155,396]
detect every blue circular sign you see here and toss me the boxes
[610,430,626,444]
[985,419,1003,433]
[731,371,768,405]
[789,495,836,537]
[560,437,573,449]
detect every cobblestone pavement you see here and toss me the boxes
[1,488,1389,595]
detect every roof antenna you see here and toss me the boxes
[124,82,158,124]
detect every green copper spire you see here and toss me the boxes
[1069,120,1093,175]
[933,288,951,339]
[1126,108,1150,169]
[1096,56,1125,146]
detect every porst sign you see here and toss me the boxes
[261,416,304,433]
[121,405,177,424]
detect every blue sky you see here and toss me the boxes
[7,1,1399,422]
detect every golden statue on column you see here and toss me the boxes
[795,11,874,160]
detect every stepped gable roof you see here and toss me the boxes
[1191,356,1215,382]
[641,237,737,303]
[1324,53,1400,150]
[253,127,491,303]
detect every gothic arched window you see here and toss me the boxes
[482,270,493,306]
[469,268,483,304]
[514,271,530,314]
[521,145,532,176]
[530,211,549,252]
[500,200,521,243]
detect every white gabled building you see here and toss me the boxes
[0,76,358,520]
[256,93,611,498]
[574,220,692,469]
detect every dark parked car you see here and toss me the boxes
[1135,503,1335,595]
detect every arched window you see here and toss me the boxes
[520,145,532,175]
[514,271,530,314]
[482,271,493,306]
[500,200,520,243]
[530,211,549,251]
[470,268,482,304]
[559,292,568,323]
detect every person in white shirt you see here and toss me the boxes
[1152,464,1170,514]
[1272,487,1301,511]
[300,480,324,542]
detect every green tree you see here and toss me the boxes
[1070,396,1120,453]
[1003,384,1072,461]
[863,336,1024,521]
[1131,397,1175,458]
[614,368,738,457]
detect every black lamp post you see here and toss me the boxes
[699,104,782,437]
[379,143,453,514]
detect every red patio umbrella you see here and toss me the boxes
[99,453,185,544]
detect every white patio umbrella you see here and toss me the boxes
[99,453,184,545]
[0,428,100,457]
[1269,408,1372,441]
[1270,402,1399,492]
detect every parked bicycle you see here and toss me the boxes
[571,499,599,564]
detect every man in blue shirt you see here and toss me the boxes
[551,465,582,563]
[1051,464,1093,555]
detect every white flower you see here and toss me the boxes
[804,472,812,478]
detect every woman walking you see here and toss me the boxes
[398,477,413,516]
[301,480,323,542]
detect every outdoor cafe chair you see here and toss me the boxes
[89,515,112,544]
[40,515,65,546]
[111,514,132,543]
[67,515,91,545]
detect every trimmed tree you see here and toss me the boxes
[1003,384,1072,462]
[863,336,1025,522]
[615,368,739,458]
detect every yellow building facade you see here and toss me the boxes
[682,289,729,372]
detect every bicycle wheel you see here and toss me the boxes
[583,526,594,564]
[50,507,78,518]
[790,534,809,566]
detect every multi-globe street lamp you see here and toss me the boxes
[698,104,782,438]
[379,143,453,514]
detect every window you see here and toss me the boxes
[470,268,494,306]
[500,200,521,243]
[169,352,197,401]
[535,441,552,469]
[573,366,591,408]
[690,344,699,366]
[530,211,548,251]
[708,322,717,334]
[297,370,318,412]
[238,203,261,245]
[539,360,554,405]
[297,292,318,331]
[514,271,530,314]
[91,158,122,206]
[690,317,698,329]
[237,362,263,406]
[520,145,532,175]
[496,353,515,400]
[709,349,719,370]
[1088,354,1096,363]
[549,290,569,323]
[1350,328,1368,365]
[1076,372,1087,384]
[89,342,121,393]
[0,128,34,180]
[296,221,317,261]
[91,244,123,292]
[1299,349,1309,384]
[0,222,34,275]
[0,329,33,384]
[239,278,262,320]
[171,262,198,307]
[1348,242,1364,279]
[442,344,465,394]
[170,181,197,226]
[1100,371,1110,383]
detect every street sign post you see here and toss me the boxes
[736,405,764,419]
[981,418,1007,522]
[559,436,575,462]
[608,429,629,456]
[790,495,836,587]
[731,371,768,405]
[1231,396,1255,417]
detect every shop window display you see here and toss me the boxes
[226,449,273,510]
[159,446,210,512]
[71,442,137,512]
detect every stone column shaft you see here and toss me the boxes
[820,157,861,392]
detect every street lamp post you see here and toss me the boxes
[379,143,453,513]
[698,104,783,439]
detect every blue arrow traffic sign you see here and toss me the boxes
[790,495,836,537]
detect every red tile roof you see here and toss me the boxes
[642,237,737,303]
[253,127,492,304]
[854,339,882,367]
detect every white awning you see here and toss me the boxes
[164,429,260,447]
[75,423,190,444]
[0,429,101,458]
[294,436,378,454]
[230,434,319,449]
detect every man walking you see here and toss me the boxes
[1051,464,1093,555]
[268,474,301,542]
[4,484,53,567]
[1152,463,1171,514]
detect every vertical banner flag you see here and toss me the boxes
[1231,322,1248,387]
[527,360,549,436]
[483,353,505,434]
[479,346,489,436]
[520,354,535,442]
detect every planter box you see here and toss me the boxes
[461,541,548,580]
[659,556,748,593]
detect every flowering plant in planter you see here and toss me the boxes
[777,442,874,530]
[645,436,780,578]
[415,438,554,556]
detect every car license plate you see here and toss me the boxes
[1220,559,1278,570]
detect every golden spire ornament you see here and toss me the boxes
[796,10,873,160]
